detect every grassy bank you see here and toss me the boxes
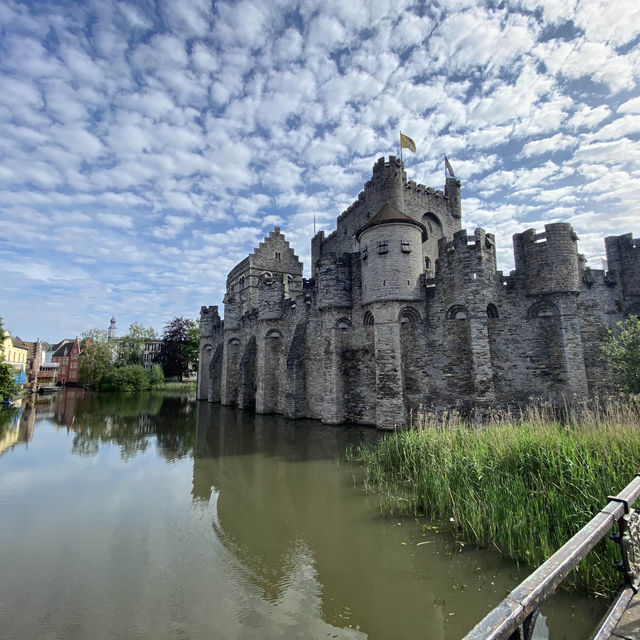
[348,397,640,595]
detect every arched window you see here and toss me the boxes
[486,304,499,319]
[447,305,468,320]
[527,301,558,318]
[265,329,282,339]
[202,343,213,352]
[363,311,375,326]
[228,338,241,346]
[336,317,352,329]
[399,307,421,323]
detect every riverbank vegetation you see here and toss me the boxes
[348,396,640,596]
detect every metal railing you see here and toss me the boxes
[462,475,640,640]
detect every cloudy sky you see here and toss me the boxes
[1,0,639,342]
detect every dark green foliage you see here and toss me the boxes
[602,315,640,393]
[100,365,150,392]
[158,317,195,381]
[148,364,164,388]
[78,341,113,389]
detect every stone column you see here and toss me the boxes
[556,296,588,396]
[373,303,406,429]
[321,325,345,424]
[468,315,496,402]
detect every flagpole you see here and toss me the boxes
[399,132,403,163]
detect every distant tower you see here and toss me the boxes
[108,315,117,341]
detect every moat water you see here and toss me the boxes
[0,389,607,639]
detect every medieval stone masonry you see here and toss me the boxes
[198,156,640,429]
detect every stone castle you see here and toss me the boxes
[198,156,640,429]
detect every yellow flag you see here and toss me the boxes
[400,133,416,153]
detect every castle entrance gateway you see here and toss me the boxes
[198,156,640,428]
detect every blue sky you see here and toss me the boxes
[1,0,639,343]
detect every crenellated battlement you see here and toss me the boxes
[513,223,580,295]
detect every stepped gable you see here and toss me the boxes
[251,226,303,271]
[356,202,427,241]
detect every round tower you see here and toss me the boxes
[357,203,426,306]
[513,223,580,295]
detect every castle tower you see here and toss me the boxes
[605,233,640,302]
[107,316,117,341]
[357,202,426,306]
[356,203,427,428]
[197,306,222,401]
[513,223,587,397]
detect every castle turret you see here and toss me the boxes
[605,233,640,300]
[316,253,352,310]
[445,176,462,219]
[513,223,580,295]
[357,202,426,306]
[365,156,406,214]
[513,223,587,397]
[197,306,222,401]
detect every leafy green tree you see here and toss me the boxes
[148,364,164,388]
[184,321,200,372]
[114,323,156,367]
[158,317,195,381]
[602,315,640,393]
[79,341,114,389]
[80,328,108,343]
[100,364,151,392]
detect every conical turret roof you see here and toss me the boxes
[356,202,427,241]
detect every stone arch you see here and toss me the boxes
[263,330,284,413]
[399,307,421,323]
[486,303,499,318]
[259,271,273,284]
[336,317,352,329]
[363,310,375,326]
[624,302,640,318]
[527,301,558,318]
[421,212,444,269]
[447,305,468,320]
[237,336,257,410]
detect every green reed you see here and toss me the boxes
[348,396,640,595]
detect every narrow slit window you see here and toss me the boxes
[378,240,388,254]
[275,252,281,260]
[361,245,368,260]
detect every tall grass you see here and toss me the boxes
[349,396,640,595]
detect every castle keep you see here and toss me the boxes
[198,156,640,429]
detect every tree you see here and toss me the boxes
[114,323,156,367]
[158,317,195,381]
[184,321,200,372]
[0,315,20,400]
[602,315,640,393]
[148,364,164,388]
[81,328,108,344]
[79,341,114,389]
